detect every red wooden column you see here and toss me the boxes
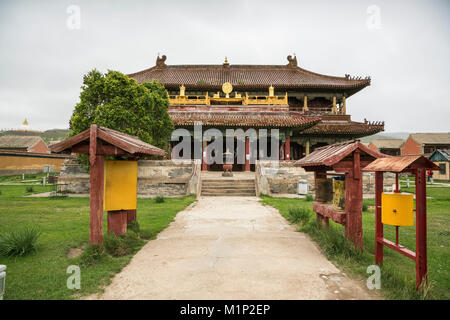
[375,171,384,264]
[244,136,250,172]
[285,135,291,161]
[344,150,363,250]
[89,125,104,245]
[202,140,207,171]
[415,168,428,288]
[108,210,128,235]
[126,209,137,223]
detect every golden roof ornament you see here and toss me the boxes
[223,56,230,68]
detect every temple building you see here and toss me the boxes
[128,55,384,171]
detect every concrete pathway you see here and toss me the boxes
[90,197,375,300]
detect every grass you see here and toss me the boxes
[0,173,49,184]
[0,184,195,300]
[0,226,41,256]
[260,186,450,300]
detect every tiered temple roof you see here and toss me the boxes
[129,55,370,96]
[128,55,383,137]
[169,110,320,128]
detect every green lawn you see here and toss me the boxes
[261,187,450,300]
[0,185,195,300]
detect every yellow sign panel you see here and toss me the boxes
[332,179,345,208]
[104,160,138,211]
[381,193,414,226]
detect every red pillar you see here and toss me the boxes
[285,136,290,161]
[126,209,137,224]
[202,141,207,171]
[244,136,250,171]
[375,171,384,265]
[107,210,128,235]
[415,168,427,289]
[89,125,104,245]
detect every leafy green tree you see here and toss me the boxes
[70,69,174,151]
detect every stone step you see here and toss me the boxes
[201,187,255,192]
[201,179,255,183]
[200,178,256,196]
[201,191,256,196]
[201,182,255,187]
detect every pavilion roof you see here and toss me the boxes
[128,57,370,94]
[168,110,320,128]
[295,140,385,168]
[50,126,166,156]
[362,155,440,173]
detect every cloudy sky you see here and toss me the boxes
[0,0,448,132]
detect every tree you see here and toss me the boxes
[70,69,174,151]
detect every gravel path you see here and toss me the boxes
[88,197,375,300]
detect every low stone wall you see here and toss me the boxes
[58,159,196,197]
[256,160,396,196]
[137,160,195,197]
[256,161,314,195]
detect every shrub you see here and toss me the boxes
[26,186,34,193]
[0,226,41,256]
[121,231,144,250]
[305,194,314,201]
[305,222,363,261]
[80,244,106,266]
[127,220,140,234]
[155,195,165,203]
[103,231,144,257]
[287,207,311,225]
[362,203,368,212]
[103,233,129,257]
[139,229,155,240]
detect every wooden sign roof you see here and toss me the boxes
[295,140,385,168]
[50,125,166,157]
[362,155,440,173]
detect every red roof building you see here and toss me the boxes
[128,55,384,171]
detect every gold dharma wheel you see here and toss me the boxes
[222,82,233,97]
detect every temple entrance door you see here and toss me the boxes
[204,137,258,172]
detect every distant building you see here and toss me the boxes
[368,139,403,156]
[401,133,450,156]
[0,136,50,154]
[429,149,450,181]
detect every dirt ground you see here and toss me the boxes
[87,197,377,300]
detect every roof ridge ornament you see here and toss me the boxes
[156,54,167,68]
[287,55,298,67]
[223,56,230,68]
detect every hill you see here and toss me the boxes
[0,129,71,143]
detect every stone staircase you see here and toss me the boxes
[200,177,257,196]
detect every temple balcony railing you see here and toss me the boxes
[168,92,289,106]
[243,93,288,106]
[168,94,210,105]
